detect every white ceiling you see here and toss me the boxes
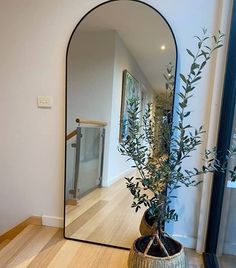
[77,0,176,93]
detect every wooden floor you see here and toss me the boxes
[0,225,204,268]
[65,179,146,248]
[218,254,236,268]
[0,179,205,267]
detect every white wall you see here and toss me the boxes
[0,0,229,248]
[106,33,155,185]
[162,0,230,248]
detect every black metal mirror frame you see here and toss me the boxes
[64,0,178,250]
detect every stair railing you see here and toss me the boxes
[66,118,107,200]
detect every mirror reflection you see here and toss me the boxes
[65,0,176,249]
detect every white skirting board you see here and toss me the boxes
[171,234,197,249]
[227,180,236,188]
[41,215,197,249]
[223,242,236,256]
[42,215,63,228]
[102,168,136,187]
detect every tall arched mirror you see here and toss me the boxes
[64,0,177,249]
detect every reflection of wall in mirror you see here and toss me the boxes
[67,31,114,133]
[67,30,114,190]
[67,30,155,188]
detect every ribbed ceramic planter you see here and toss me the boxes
[128,236,186,268]
[139,210,156,236]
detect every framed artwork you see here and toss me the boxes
[119,70,141,141]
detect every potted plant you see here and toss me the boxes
[119,29,236,268]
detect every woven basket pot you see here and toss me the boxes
[128,236,186,268]
[139,210,156,236]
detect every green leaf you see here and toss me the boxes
[178,92,185,98]
[213,35,217,43]
[212,44,223,51]
[204,45,211,51]
[186,86,194,93]
[180,74,187,83]
[200,61,207,70]
[202,28,207,34]
[194,35,201,41]
[201,50,208,58]
[191,63,200,70]
[184,124,191,129]
[184,112,191,117]
[186,49,195,58]
[192,76,201,83]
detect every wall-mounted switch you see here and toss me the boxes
[37,96,53,108]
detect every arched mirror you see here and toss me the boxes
[64,0,177,249]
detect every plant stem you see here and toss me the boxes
[156,233,169,257]
[144,236,155,256]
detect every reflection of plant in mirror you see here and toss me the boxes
[155,63,175,156]
[119,29,236,256]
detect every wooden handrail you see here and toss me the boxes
[66,130,77,141]
[75,118,107,127]
[66,119,107,141]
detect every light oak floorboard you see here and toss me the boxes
[65,180,125,226]
[0,216,42,243]
[27,229,66,268]
[6,226,58,267]
[185,248,204,268]
[65,179,145,248]
[0,226,204,268]
[218,254,236,268]
[0,240,10,251]
[65,200,108,237]
[0,225,42,268]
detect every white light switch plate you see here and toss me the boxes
[227,180,236,189]
[37,96,53,108]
